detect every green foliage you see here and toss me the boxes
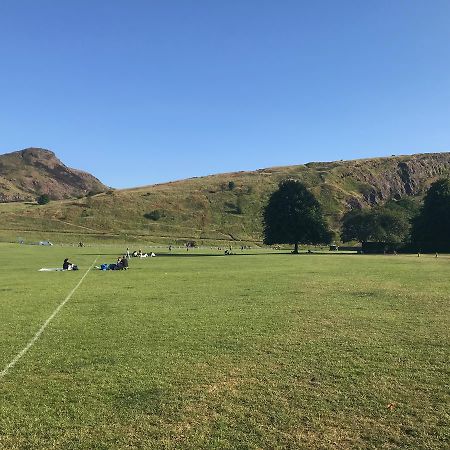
[144,210,163,221]
[411,178,450,251]
[341,207,410,243]
[36,194,50,205]
[384,197,421,217]
[263,180,332,250]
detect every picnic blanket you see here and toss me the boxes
[38,268,65,272]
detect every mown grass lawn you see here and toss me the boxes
[0,243,448,449]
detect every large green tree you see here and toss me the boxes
[411,178,450,251]
[263,180,331,253]
[341,207,410,243]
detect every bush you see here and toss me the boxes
[144,210,162,221]
[228,181,236,191]
[37,194,50,205]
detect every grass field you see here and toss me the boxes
[0,244,448,449]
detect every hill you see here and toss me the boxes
[0,151,449,244]
[0,148,108,202]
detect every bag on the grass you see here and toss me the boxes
[72,265,79,271]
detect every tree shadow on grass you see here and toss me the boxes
[154,251,362,258]
[80,251,362,258]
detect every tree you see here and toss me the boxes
[263,180,331,253]
[36,194,50,205]
[341,207,410,243]
[411,178,450,251]
[341,209,373,243]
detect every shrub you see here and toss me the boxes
[144,210,162,221]
[37,194,50,205]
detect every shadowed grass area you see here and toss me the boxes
[0,244,448,449]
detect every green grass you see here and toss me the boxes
[2,152,448,246]
[0,244,448,449]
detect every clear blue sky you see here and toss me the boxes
[1,1,450,188]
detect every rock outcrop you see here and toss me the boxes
[0,148,108,202]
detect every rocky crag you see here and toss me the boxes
[0,148,108,202]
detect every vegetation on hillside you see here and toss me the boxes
[0,152,449,244]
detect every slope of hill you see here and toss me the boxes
[0,148,108,202]
[0,151,449,244]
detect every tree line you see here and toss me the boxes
[263,178,450,253]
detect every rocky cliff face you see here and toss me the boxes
[0,148,109,202]
[332,153,450,208]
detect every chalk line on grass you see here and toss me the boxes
[0,257,98,380]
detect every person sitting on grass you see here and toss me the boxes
[109,256,129,270]
[120,255,129,269]
[63,258,73,270]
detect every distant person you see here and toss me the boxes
[121,256,129,269]
[168,245,172,252]
[126,247,130,258]
[63,258,73,270]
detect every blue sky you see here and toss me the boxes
[1,1,450,188]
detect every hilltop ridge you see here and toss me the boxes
[0,149,449,244]
[0,147,108,202]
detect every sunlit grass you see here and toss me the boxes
[0,244,448,449]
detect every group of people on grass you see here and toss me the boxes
[127,248,156,258]
[100,255,129,271]
[62,247,158,272]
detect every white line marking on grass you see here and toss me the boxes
[0,257,98,380]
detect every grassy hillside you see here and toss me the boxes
[0,148,108,202]
[1,152,449,244]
